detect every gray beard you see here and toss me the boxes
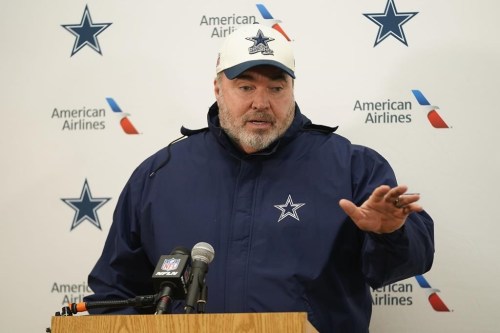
[218,105,295,153]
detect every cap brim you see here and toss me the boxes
[224,60,295,80]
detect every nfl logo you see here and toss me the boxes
[161,258,180,271]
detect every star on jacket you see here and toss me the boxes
[274,195,306,222]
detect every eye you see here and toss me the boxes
[270,86,284,93]
[239,86,254,92]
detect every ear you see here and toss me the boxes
[214,78,221,98]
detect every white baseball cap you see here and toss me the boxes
[216,24,295,79]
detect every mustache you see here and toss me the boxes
[243,111,275,123]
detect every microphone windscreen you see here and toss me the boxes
[191,242,215,264]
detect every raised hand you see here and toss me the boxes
[339,185,422,234]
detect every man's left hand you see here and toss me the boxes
[339,185,423,234]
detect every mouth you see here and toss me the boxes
[247,120,273,129]
[247,113,274,123]
[249,120,270,124]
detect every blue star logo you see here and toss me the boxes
[61,179,111,231]
[246,29,275,55]
[61,5,112,56]
[363,0,418,47]
[274,195,306,222]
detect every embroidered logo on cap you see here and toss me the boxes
[246,29,275,55]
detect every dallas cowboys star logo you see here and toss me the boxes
[363,0,418,47]
[246,29,275,55]
[274,195,306,222]
[61,179,111,231]
[61,5,112,56]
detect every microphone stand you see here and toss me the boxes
[55,294,158,316]
[154,285,174,315]
[49,293,170,333]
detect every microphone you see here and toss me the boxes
[65,295,156,315]
[184,242,215,314]
[197,284,208,313]
[152,246,191,314]
[57,247,191,316]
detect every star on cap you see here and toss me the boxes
[246,29,275,55]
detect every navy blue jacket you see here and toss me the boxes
[85,103,434,332]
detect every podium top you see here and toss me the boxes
[51,312,319,333]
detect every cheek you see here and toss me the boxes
[219,99,245,126]
[224,97,249,118]
[273,99,295,121]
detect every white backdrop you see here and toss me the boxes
[1,0,499,332]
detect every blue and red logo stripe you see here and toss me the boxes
[415,275,451,312]
[256,4,291,41]
[106,97,140,135]
[411,90,449,129]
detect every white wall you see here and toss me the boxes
[1,1,499,332]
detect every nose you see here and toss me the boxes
[251,88,270,110]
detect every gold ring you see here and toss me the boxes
[394,197,401,208]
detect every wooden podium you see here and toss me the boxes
[51,312,319,332]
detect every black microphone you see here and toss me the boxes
[184,242,215,314]
[65,295,156,315]
[197,284,208,313]
[152,246,191,314]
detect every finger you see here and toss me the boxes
[384,185,409,205]
[339,199,363,221]
[395,193,421,208]
[402,203,423,214]
[370,185,392,203]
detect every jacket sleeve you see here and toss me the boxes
[83,167,156,314]
[350,145,435,289]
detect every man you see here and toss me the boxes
[84,24,434,332]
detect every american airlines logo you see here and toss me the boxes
[50,97,140,134]
[255,4,291,41]
[353,90,450,128]
[106,98,140,134]
[415,275,451,312]
[372,275,451,312]
[411,90,449,128]
[198,3,291,39]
